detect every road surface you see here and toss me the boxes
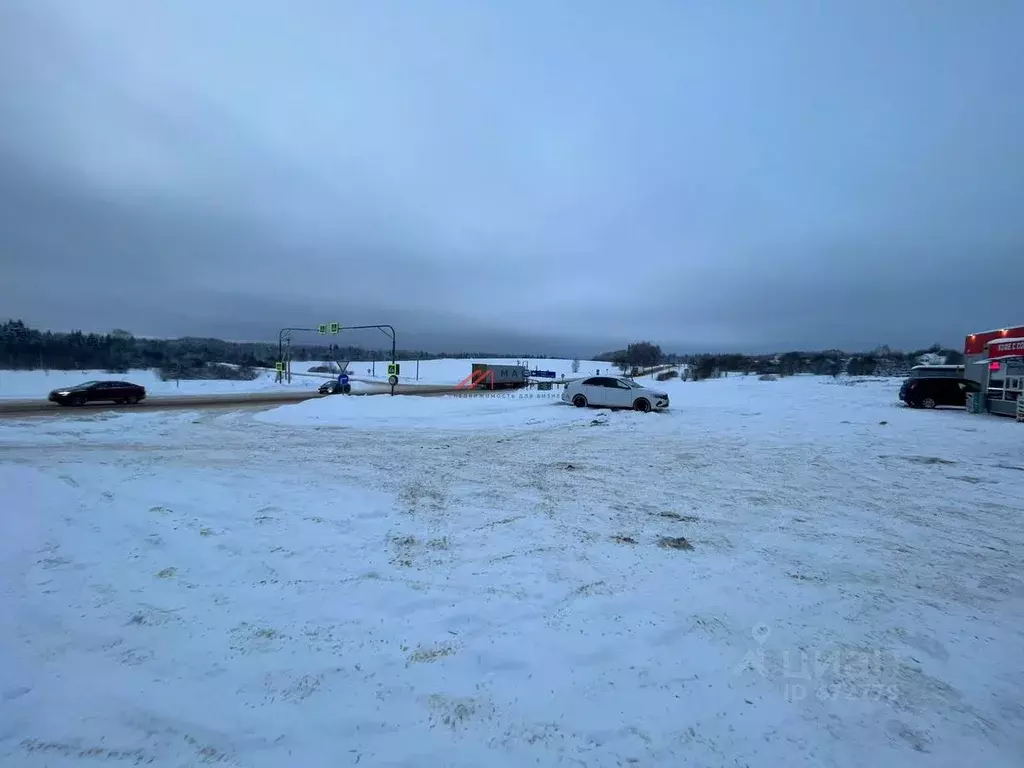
[0,383,500,418]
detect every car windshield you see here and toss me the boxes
[624,379,644,388]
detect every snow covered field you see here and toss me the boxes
[2,375,1023,766]
[0,358,608,399]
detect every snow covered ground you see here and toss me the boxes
[2,375,1022,766]
[0,358,609,399]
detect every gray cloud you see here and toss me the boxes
[2,0,1022,354]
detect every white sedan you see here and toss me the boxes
[561,375,670,412]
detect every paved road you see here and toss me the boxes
[0,383,495,418]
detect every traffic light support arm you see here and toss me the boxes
[341,325,397,395]
[277,324,397,395]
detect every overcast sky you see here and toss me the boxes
[2,1,1022,355]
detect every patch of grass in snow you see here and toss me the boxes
[389,534,421,567]
[229,622,288,654]
[149,505,172,515]
[658,536,694,551]
[127,606,182,627]
[612,535,638,544]
[572,580,609,598]
[897,455,958,466]
[787,572,822,583]
[20,740,149,763]
[199,527,214,536]
[155,567,177,579]
[183,734,232,764]
[407,643,458,664]
[659,511,701,522]
[425,694,492,730]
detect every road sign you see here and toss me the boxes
[275,361,284,372]
[329,322,340,334]
[317,324,327,334]
[387,363,400,376]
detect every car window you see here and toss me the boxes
[581,377,602,386]
[613,379,632,389]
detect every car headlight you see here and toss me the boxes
[56,390,70,396]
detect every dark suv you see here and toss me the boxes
[48,380,147,406]
[899,376,979,409]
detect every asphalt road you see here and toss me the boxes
[0,383,501,418]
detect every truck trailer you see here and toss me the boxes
[469,363,528,390]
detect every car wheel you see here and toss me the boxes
[127,395,140,405]
[572,394,588,408]
[71,395,87,407]
[633,398,652,413]
[921,397,937,409]
[342,383,352,394]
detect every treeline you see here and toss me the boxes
[2,320,962,381]
[595,339,963,380]
[681,345,963,381]
[0,320,551,377]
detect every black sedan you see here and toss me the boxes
[318,379,352,395]
[48,380,147,406]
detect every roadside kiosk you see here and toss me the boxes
[968,336,1024,418]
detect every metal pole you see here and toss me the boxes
[277,329,284,384]
[385,324,396,396]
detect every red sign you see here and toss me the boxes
[990,339,1024,355]
[965,326,1024,355]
